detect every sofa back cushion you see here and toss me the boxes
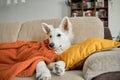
[18,17,104,44]
[0,22,21,43]
[70,17,104,44]
[18,18,61,42]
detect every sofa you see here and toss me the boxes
[0,17,120,80]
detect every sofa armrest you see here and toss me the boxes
[83,48,120,80]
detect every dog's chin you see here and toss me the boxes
[55,46,64,54]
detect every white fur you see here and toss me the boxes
[36,17,73,80]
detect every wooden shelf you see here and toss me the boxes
[70,0,109,27]
[72,8,82,10]
[99,16,108,19]
[83,7,95,10]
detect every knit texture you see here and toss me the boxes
[0,40,55,80]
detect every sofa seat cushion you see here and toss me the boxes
[51,70,84,80]
[15,70,84,80]
[83,48,120,80]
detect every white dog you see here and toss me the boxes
[36,17,73,80]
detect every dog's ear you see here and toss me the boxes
[60,17,73,41]
[59,16,72,33]
[42,23,51,34]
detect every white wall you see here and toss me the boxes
[109,0,120,38]
[0,0,69,22]
[0,0,120,38]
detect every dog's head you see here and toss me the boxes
[42,17,73,54]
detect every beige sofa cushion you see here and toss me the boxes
[70,17,104,44]
[0,22,21,43]
[83,48,120,80]
[17,18,61,42]
[15,70,84,80]
[18,17,104,44]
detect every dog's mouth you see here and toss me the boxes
[48,45,64,54]
[48,45,62,50]
[48,46,55,49]
[55,46,64,54]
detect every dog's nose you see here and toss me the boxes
[49,43,55,48]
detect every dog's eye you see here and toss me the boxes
[50,35,52,38]
[57,34,61,37]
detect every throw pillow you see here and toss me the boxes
[56,38,120,70]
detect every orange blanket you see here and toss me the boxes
[0,40,55,80]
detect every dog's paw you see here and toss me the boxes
[36,69,51,80]
[52,61,65,76]
[36,66,51,80]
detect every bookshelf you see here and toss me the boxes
[70,0,108,27]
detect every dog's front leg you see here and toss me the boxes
[48,61,65,76]
[36,61,51,80]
